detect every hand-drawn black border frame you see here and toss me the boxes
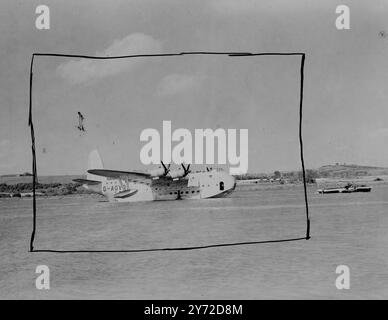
[28,51,310,253]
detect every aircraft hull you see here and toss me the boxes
[109,171,236,203]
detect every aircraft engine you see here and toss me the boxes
[149,161,170,178]
[149,168,165,177]
[168,164,191,179]
[168,170,186,179]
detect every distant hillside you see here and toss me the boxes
[317,164,388,178]
[0,174,89,197]
[0,175,84,185]
[2,164,388,186]
[236,163,388,183]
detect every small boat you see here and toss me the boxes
[317,183,371,194]
[317,187,346,194]
[355,185,372,192]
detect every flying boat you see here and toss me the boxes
[73,150,236,202]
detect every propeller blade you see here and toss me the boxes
[161,161,170,175]
[181,163,191,176]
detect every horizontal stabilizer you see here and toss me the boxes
[113,189,138,199]
[87,169,150,179]
[72,178,101,185]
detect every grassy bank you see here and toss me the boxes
[0,179,93,198]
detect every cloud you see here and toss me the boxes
[369,127,388,138]
[209,0,262,14]
[57,33,162,84]
[156,74,203,96]
[209,0,301,14]
[0,139,10,148]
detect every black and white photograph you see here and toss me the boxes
[0,0,387,304]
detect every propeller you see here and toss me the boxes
[161,161,171,176]
[181,164,191,177]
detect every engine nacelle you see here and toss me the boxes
[149,168,166,177]
[168,169,185,179]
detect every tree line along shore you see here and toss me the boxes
[0,172,310,198]
[1,164,387,198]
[0,181,91,198]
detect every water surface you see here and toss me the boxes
[1,184,387,299]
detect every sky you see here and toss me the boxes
[0,0,387,175]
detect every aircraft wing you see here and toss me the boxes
[73,178,101,185]
[87,169,151,180]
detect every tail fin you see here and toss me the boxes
[87,150,105,182]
